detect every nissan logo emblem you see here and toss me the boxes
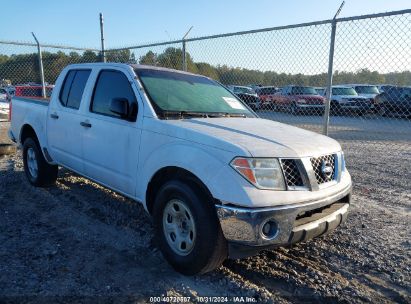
[321,161,333,179]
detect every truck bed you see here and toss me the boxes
[13,97,50,105]
[9,96,50,145]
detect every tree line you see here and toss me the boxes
[0,47,410,87]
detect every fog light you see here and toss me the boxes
[261,219,278,239]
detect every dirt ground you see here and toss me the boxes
[0,120,410,303]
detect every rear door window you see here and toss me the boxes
[59,69,91,109]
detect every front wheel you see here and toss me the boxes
[23,137,58,187]
[153,180,227,275]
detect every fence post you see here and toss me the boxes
[323,20,337,136]
[181,26,193,72]
[31,32,46,99]
[323,1,344,136]
[99,13,106,62]
[182,40,187,71]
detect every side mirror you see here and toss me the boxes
[110,97,129,118]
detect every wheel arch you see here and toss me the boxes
[145,166,214,216]
[20,124,39,145]
[19,124,50,162]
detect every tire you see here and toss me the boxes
[153,179,227,275]
[290,103,300,115]
[23,137,58,187]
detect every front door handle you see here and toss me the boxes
[50,113,59,119]
[80,121,92,128]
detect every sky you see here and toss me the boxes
[0,0,410,48]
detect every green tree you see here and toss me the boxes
[106,49,135,63]
[139,51,157,66]
[82,50,99,63]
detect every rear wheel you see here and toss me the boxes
[153,179,227,275]
[23,137,58,187]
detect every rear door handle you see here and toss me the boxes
[80,121,92,128]
[50,113,59,119]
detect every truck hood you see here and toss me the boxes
[161,118,341,158]
[358,93,377,99]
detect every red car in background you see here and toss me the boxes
[14,84,54,98]
[255,86,279,109]
[271,85,325,115]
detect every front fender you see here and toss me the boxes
[136,140,243,210]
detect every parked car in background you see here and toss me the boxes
[0,88,10,118]
[271,85,325,115]
[346,84,379,109]
[255,86,279,109]
[227,85,260,110]
[314,87,325,96]
[374,86,411,117]
[327,86,371,115]
[0,85,16,98]
[0,88,11,102]
[14,84,54,98]
[377,85,396,93]
[248,84,263,91]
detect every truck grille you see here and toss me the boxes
[310,154,336,184]
[280,159,304,188]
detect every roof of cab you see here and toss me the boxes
[65,62,202,77]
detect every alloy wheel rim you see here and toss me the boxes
[162,199,196,256]
[27,148,38,179]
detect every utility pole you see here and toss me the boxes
[99,13,106,62]
[31,32,46,98]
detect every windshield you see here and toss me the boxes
[355,86,379,94]
[291,86,318,95]
[136,69,254,117]
[234,86,255,94]
[332,87,358,96]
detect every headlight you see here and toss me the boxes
[230,157,286,190]
[297,99,306,104]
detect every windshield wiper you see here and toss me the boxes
[161,110,210,119]
[161,110,247,119]
[206,112,247,118]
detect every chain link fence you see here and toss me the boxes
[0,41,100,106]
[1,10,410,160]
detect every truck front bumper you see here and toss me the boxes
[215,183,351,257]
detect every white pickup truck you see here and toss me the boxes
[9,63,352,275]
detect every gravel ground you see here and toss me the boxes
[0,119,410,303]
